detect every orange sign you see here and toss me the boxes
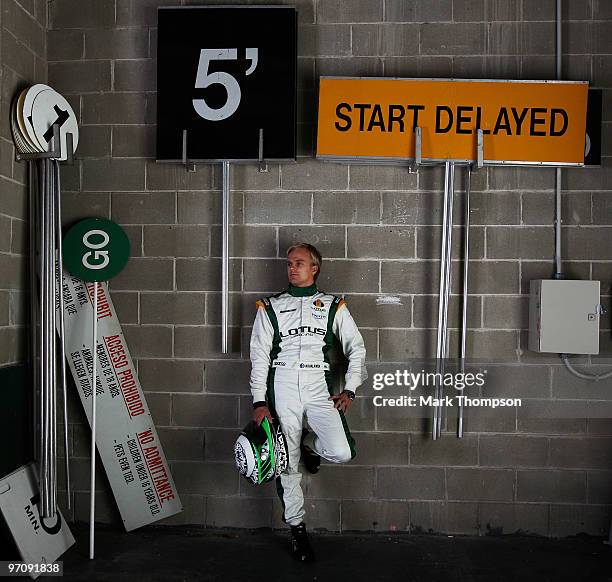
[316,78,589,165]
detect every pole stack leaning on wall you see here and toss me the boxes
[11,84,79,518]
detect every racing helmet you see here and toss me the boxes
[234,417,288,485]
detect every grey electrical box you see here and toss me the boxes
[529,279,601,354]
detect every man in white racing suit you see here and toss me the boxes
[249,243,367,562]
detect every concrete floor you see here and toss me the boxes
[18,523,611,582]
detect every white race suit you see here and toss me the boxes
[249,283,367,526]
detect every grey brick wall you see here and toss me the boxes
[0,0,47,366]
[43,0,612,536]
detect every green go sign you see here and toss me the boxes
[63,218,130,282]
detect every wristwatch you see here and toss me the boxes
[342,390,356,401]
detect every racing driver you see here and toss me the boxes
[249,243,367,562]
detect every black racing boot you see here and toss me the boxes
[290,522,316,563]
[300,429,321,474]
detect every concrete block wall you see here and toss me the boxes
[0,0,46,365]
[44,0,612,536]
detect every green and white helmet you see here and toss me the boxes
[234,417,288,485]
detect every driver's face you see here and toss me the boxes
[287,248,317,287]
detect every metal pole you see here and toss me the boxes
[54,160,70,509]
[458,165,472,438]
[554,0,563,278]
[29,161,38,462]
[438,161,455,439]
[37,160,46,510]
[433,161,451,440]
[221,161,230,354]
[89,282,98,560]
[50,156,57,518]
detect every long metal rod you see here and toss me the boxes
[54,160,70,509]
[38,160,46,504]
[554,0,563,278]
[221,161,230,354]
[29,162,38,462]
[433,161,452,440]
[458,165,472,438]
[89,283,98,560]
[41,158,51,517]
[438,161,455,439]
[50,156,57,517]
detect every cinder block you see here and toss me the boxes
[552,364,612,400]
[317,260,379,293]
[382,192,448,226]
[520,21,555,54]
[469,261,519,294]
[489,22,519,55]
[178,191,243,225]
[489,167,554,191]
[549,504,612,537]
[111,258,174,291]
[343,500,410,532]
[116,0,181,26]
[176,258,241,292]
[517,398,588,435]
[350,165,417,191]
[416,226,485,259]
[481,364,550,399]
[563,166,612,192]
[146,161,214,191]
[486,227,554,260]
[411,434,478,466]
[0,177,26,219]
[122,324,172,358]
[76,126,112,158]
[593,55,612,89]
[281,159,348,190]
[207,496,272,528]
[217,164,280,191]
[410,501,479,535]
[84,28,150,59]
[413,294,481,329]
[4,0,45,57]
[304,466,374,499]
[112,125,156,158]
[73,491,121,526]
[315,56,383,77]
[299,23,350,56]
[482,296,528,330]
[479,502,549,536]
[352,23,419,56]
[0,254,25,290]
[244,191,312,225]
[0,327,25,365]
[2,31,35,80]
[49,60,111,93]
[120,225,143,257]
[174,325,242,358]
[343,294,412,328]
[421,23,485,55]
[0,292,9,326]
[212,225,276,258]
[381,260,445,295]
[172,461,238,495]
[456,402,517,433]
[205,429,240,462]
[49,0,114,28]
[205,360,251,394]
[139,359,204,393]
[469,192,520,225]
[586,470,612,504]
[278,225,345,258]
[172,394,239,429]
[48,30,83,60]
[317,0,382,23]
[158,494,205,526]
[109,290,139,324]
[145,393,171,426]
[447,468,514,501]
[377,467,445,500]
[453,0,485,22]
[82,159,145,191]
[144,225,209,258]
[206,291,252,327]
[141,292,204,325]
[114,59,157,91]
[517,469,586,503]
[313,191,380,224]
[348,226,414,259]
[480,435,548,468]
[0,216,12,252]
[112,192,175,225]
[82,93,147,125]
[157,427,205,461]
[352,432,409,465]
[549,438,612,470]
[562,227,612,261]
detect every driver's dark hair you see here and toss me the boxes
[286,243,322,281]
